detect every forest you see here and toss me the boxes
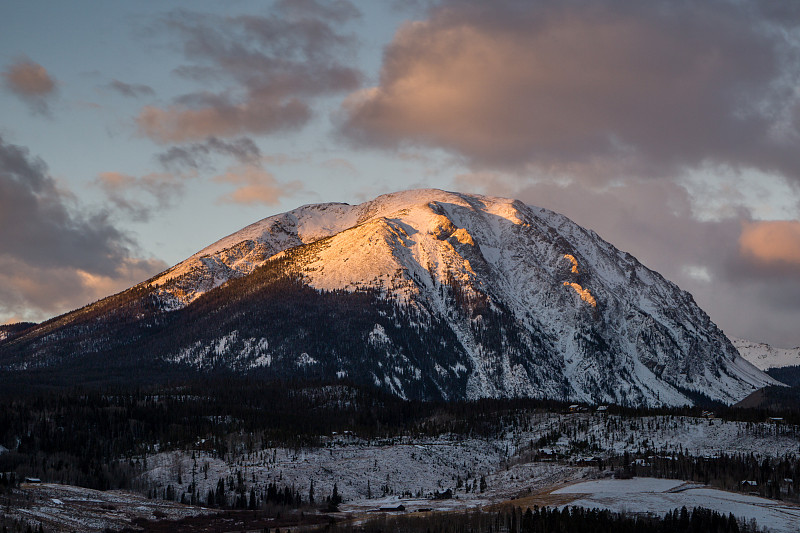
[330,506,755,533]
[2,376,800,502]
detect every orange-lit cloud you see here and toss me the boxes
[341,1,800,181]
[137,99,310,143]
[740,220,800,267]
[3,59,54,95]
[214,166,301,206]
[2,58,57,115]
[137,5,361,143]
[0,136,167,323]
[96,170,184,221]
[0,256,166,324]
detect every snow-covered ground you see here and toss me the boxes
[549,413,800,458]
[141,412,800,509]
[143,434,583,508]
[8,412,799,531]
[8,482,212,533]
[554,478,800,533]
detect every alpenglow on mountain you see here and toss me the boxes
[0,189,777,405]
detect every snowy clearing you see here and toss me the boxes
[554,477,800,533]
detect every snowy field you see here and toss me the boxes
[512,412,800,459]
[7,482,212,533]
[6,412,800,532]
[141,412,800,508]
[554,477,800,533]
[143,435,585,507]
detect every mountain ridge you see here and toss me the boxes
[733,337,800,371]
[0,189,778,405]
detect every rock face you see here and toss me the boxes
[0,189,778,405]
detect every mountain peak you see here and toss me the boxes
[1,189,779,406]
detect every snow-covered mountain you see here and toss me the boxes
[0,189,778,405]
[732,338,800,371]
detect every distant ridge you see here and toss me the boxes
[732,337,800,371]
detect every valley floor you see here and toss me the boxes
[4,412,800,532]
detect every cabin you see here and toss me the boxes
[378,504,406,512]
[24,477,41,484]
[576,456,602,467]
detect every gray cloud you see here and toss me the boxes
[342,0,800,184]
[274,0,361,24]
[2,58,57,116]
[107,79,156,98]
[0,136,166,322]
[137,1,362,143]
[157,136,261,171]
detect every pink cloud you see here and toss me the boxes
[740,220,800,267]
[137,99,310,143]
[2,58,57,115]
[340,1,800,182]
[214,166,301,206]
[3,59,55,95]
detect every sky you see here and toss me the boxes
[1,0,800,348]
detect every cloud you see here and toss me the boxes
[96,171,185,222]
[100,137,287,219]
[341,0,800,183]
[740,220,800,269]
[0,136,166,323]
[2,58,57,115]
[138,98,310,143]
[214,165,301,206]
[107,79,156,98]
[274,0,361,23]
[0,256,165,324]
[137,3,362,143]
[156,136,261,171]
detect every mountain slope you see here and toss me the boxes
[0,189,778,405]
[732,337,800,370]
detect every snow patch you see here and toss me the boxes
[296,353,318,366]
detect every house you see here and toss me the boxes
[596,405,608,413]
[24,477,41,483]
[378,504,406,512]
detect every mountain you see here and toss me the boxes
[0,322,35,343]
[732,338,800,371]
[0,189,778,405]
